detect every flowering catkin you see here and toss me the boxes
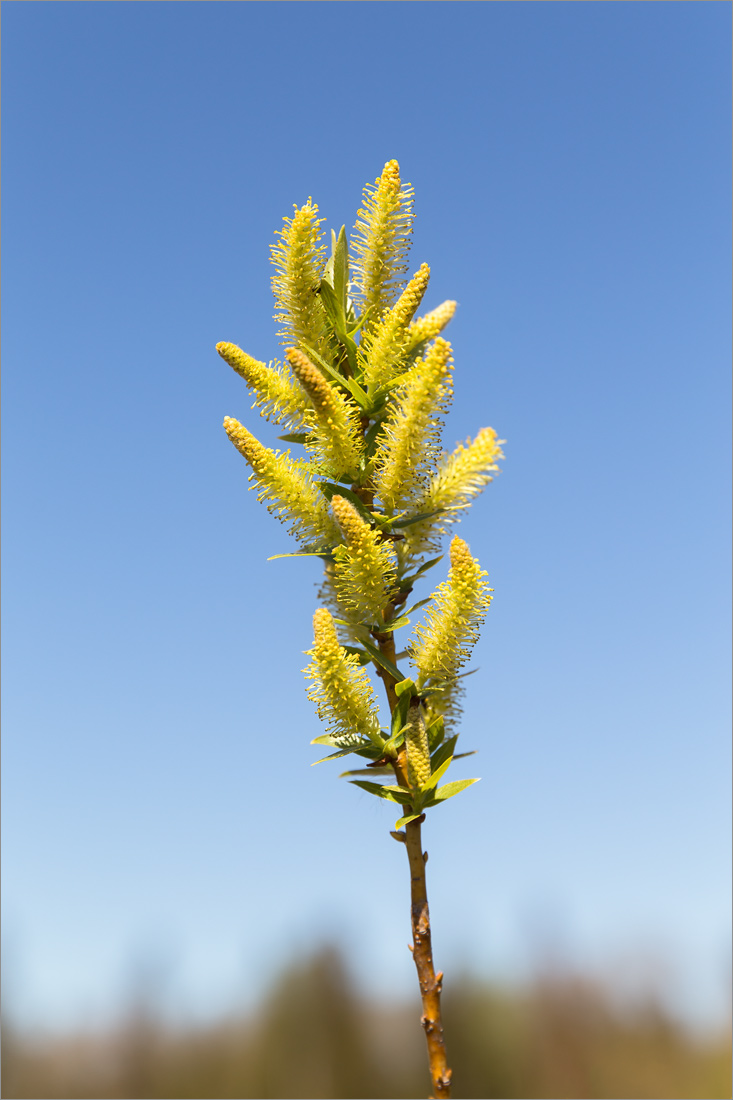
[351,160,415,329]
[286,347,364,479]
[373,337,454,512]
[216,342,309,429]
[306,608,383,747]
[410,536,493,696]
[330,495,397,625]
[223,417,340,546]
[271,200,331,358]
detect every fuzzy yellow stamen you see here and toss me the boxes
[330,495,397,625]
[286,348,364,478]
[271,200,331,358]
[406,300,457,352]
[410,537,493,718]
[216,342,309,428]
[404,427,505,553]
[306,608,383,747]
[351,159,415,330]
[223,417,339,546]
[373,337,454,512]
[360,263,431,392]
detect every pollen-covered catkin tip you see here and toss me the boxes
[450,536,473,569]
[312,607,335,645]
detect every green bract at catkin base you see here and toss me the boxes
[218,159,505,1100]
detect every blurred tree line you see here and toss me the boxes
[3,946,730,1099]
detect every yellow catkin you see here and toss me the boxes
[216,342,309,428]
[406,300,457,352]
[223,417,339,546]
[351,159,415,330]
[271,200,330,358]
[306,608,382,746]
[360,263,431,392]
[286,347,364,478]
[404,427,505,553]
[405,701,431,790]
[410,537,493,711]
[330,495,397,625]
[373,337,454,512]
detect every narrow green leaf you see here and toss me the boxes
[358,636,404,681]
[311,733,354,747]
[338,766,392,778]
[350,780,413,805]
[332,225,349,314]
[429,735,458,777]
[312,746,369,765]
[399,556,444,589]
[429,777,480,804]
[423,754,454,791]
[390,509,446,530]
[299,341,369,408]
[317,482,374,525]
[394,812,423,830]
[268,550,335,562]
[427,715,445,751]
[377,614,411,633]
[276,432,311,444]
[395,678,416,698]
[402,598,431,617]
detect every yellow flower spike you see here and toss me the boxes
[271,200,331,358]
[330,495,397,625]
[403,427,505,554]
[222,417,340,546]
[360,263,431,391]
[406,300,458,352]
[216,342,309,429]
[410,537,493,719]
[306,608,383,747]
[285,347,364,478]
[405,700,431,791]
[373,337,454,513]
[351,159,415,330]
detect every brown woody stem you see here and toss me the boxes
[391,752,452,1099]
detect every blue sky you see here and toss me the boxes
[2,1,730,1031]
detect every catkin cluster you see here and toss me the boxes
[219,158,503,799]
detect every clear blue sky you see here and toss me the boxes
[3,1,730,1032]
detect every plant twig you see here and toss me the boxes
[391,755,452,1099]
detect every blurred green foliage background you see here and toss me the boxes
[4,946,729,1099]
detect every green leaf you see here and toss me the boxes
[312,746,371,765]
[331,226,349,315]
[319,278,345,332]
[394,812,423,830]
[267,550,335,562]
[390,509,446,530]
[338,765,392,778]
[377,614,411,633]
[399,556,444,589]
[299,341,370,408]
[276,432,311,444]
[427,715,445,751]
[350,780,413,805]
[428,777,480,804]
[358,636,404,681]
[395,678,416,698]
[402,598,431,617]
[429,735,458,777]
[317,482,374,525]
